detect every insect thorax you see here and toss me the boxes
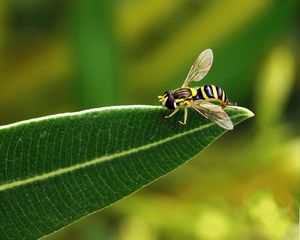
[174,88,193,99]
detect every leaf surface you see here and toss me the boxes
[0,105,253,239]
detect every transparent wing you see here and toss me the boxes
[182,49,213,87]
[189,101,233,130]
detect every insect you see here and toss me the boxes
[158,49,235,130]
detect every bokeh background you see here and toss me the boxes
[1,0,300,239]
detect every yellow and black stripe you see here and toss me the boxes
[196,85,228,104]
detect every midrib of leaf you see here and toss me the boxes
[0,110,247,192]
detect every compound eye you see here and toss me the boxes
[165,96,176,110]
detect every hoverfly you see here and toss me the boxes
[158,49,235,130]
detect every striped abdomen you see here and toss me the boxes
[195,85,228,104]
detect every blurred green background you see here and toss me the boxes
[1,0,300,239]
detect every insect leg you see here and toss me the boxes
[165,107,180,119]
[179,107,188,125]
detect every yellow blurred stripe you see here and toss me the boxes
[121,0,273,92]
[116,0,187,42]
[255,45,296,126]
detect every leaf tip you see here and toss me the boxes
[227,106,255,119]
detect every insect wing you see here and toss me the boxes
[182,49,213,87]
[190,101,233,130]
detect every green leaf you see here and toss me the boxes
[0,105,253,240]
